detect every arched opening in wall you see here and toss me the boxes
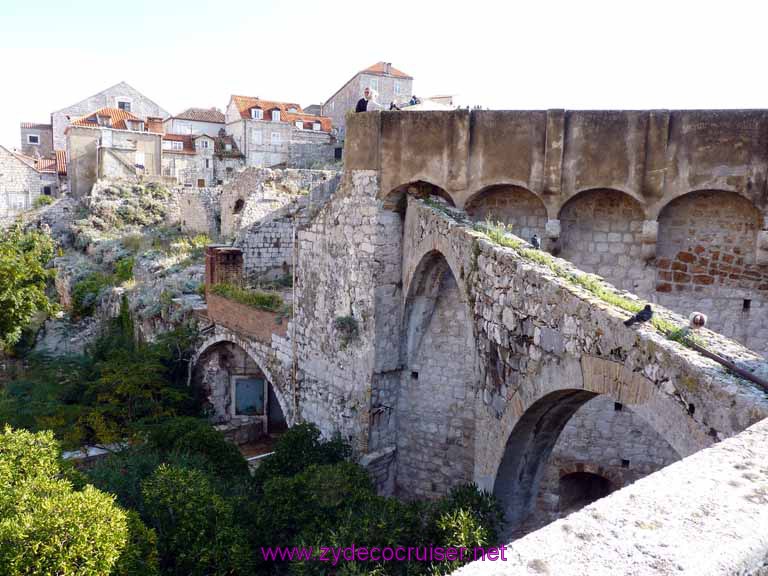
[558,472,612,513]
[558,189,646,292]
[369,180,454,454]
[465,185,547,244]
[396,250,477,499]
[191,340,287,452]
[233,198,245,214]
[493,390,680,537]
[656,190,766,353]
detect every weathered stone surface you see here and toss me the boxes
[452,417,768,576]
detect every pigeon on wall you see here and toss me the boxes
[624,304,653,327]
[530,234,541,250]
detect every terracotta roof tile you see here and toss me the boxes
[173,108,225,123]
[230,96,332,132]
[70,107,143,131]
[20,122,52,130]
[10,151,58,174]
[362,61,412,79]
[162,133,195,153]
[55,150,67,175]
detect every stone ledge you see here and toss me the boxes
[452,417,768,576]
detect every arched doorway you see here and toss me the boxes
[396,250,477,499]
[558,189,647,293]
[465,185,548,245]
[655,190,767,355]
[558,472,612,513]
[192,340,287,445]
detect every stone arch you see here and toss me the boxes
[557,470,614,513]
[489,354,693,531]
[464,184,550,243]
[653,189,767,353]
[395,249,479,499]
[191,332,292,442]
[382,179,455,213]
[557,188,648,292]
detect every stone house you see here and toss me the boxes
[163,107,225,138]
[66,108,162,197]
[162,133,215,187]
[225,96,335,169]
[162,132,245,187]
[19,122,54,158]
[51,81,169,150]
[321,62,413,141]
[0,145,58,218]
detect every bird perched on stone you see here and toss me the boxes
[689,312,707,330]
[624,304,653,327]
[530,234,541,250]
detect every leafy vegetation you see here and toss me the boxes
[115,256,136,282]
[33,194,55,208]
[334,315,360,348]
[210,283,284,312]
[0,224,56,350]
[0,426,131,575]
[0,298,198,448]
[71,271,114,317]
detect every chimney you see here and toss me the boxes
[146,117,164,134]
[385,62,392,74]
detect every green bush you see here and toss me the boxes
[210,283,284,312]
[0,224,56,349]
[142,464,252,575]
[115,256,135,282]
[146,417,249,479]
[112,510,161,576]
[255,422,350,481]
[71,272,113,318]
[0,426,128,575]
[33,194,54,208]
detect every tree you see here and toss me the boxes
[0,225,56,350]
[0,426,129,575]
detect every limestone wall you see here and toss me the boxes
[451,417,768,576]
[0,146,43,218]
[177,187,222,238]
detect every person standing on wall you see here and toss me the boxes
[355,87,384,112]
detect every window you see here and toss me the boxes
[233,376,265,416]
[271,110,281,122]
[198,139,210,149]
[27,134,40,145]
[96,115,111,127]
[394,80,402,95]
[225,143,232,151]
[251,108,263,120]
[271,132,281,144]
[197,179,206,188]
[312,122,321,131]
[369,78,378,91]
[205,159,210,168]
[288,107,298,113]
[170,140,183,150]
[116,99,132,112]
[43,186,52,196]
[251,130,263,145]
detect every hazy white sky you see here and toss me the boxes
[0,0,765,147]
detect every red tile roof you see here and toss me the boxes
[172,107,225,123]
[231,96,332,132]
[20,122,52,130]
[10,151,60,174]
[70,107,143,130]
[162,133,196,154]
[55,150,67,175]
[362,61,412,79]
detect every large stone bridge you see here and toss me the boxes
[192,110,768,571]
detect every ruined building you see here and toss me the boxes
[188,110,768,573]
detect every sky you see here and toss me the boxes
[0,0,766,147]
